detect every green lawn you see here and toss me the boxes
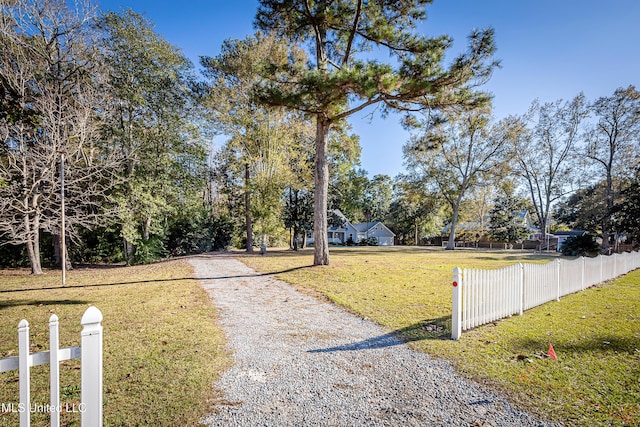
[0,260,229,427]
[241,246,639,426]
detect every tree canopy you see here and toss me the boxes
[254,0,498,264]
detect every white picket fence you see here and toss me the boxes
[451,251,640,339]
[0,306,103,427]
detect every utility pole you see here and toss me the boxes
[61,153,66,285]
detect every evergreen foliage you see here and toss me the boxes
[561,234,600,257]
[255,0,499,264]
[489,186,530,243]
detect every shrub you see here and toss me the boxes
[561,234,600,257]
[359,236,379,246]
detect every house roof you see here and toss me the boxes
[352,221,396,236]
[554,230,587,237]
[326,210,396,236]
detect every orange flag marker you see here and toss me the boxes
[548,343,557,360]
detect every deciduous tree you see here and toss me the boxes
[0,0,120,273]
[583,85,640,249]
[512,95,588,242]
[98,10,207,263]
[405,109,515,250]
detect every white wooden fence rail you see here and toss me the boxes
[452,251,640,339]
[0,306,103,427]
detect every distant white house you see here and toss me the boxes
[307,210,396,246]
[554,230,587,252]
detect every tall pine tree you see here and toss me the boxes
[254,0,498,265]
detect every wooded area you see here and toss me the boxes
[1,0,639,273]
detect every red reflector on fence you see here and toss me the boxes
[452,281,458,287]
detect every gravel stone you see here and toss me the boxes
[190,253,556,427]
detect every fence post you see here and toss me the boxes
[581,256,585,291]
[452,267,462,340]
[556,259,561,302]
[49,315,60,427]
[18,320,30,427]
[81,307,103,427]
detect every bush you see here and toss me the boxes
[0,243,30,267]
[210,215,234,251]
[561,234,600,257]
[167,213,235,256]
[132,235,167,264]
[72,226,125,264]
[359,236,379,246]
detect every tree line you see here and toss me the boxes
[1,0,638,274]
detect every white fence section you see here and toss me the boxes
[451,251,640,339]
[0,306,103,427]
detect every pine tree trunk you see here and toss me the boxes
[313,117,330,265]
[245,163,254,253]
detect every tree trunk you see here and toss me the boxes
[414,221,419,246]
[260,233,267,254]
[313,117,330,265]
[23,190,43,274]
[245,163,254,253]
[30,210,43,274]
[142,216,151,241]
[292,225,299,251]
[123,238,134,265]
[26,237,42,275]
[301,231,307,249]
[52,234,73,270]
[446,205,461,250]
[602,168,614,251]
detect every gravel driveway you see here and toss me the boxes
[190,253,554,427]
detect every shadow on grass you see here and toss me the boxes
[308,316,451,353]
[0,265,314,294]
[0,299,89,310]
[512,336,637,355]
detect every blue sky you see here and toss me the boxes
[98,0,640,178]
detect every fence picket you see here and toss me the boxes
[50,315,60,427]
[0,307,103,426]
[18,320,30,427]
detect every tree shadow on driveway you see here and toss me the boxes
[308,315,451,353]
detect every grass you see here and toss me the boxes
[240,246,639,426]
[0,259,229,427]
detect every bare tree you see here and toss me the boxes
[405,109,517,250]
[0,0,120,273]
[584,86,640,250]
[512,95,588,244]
